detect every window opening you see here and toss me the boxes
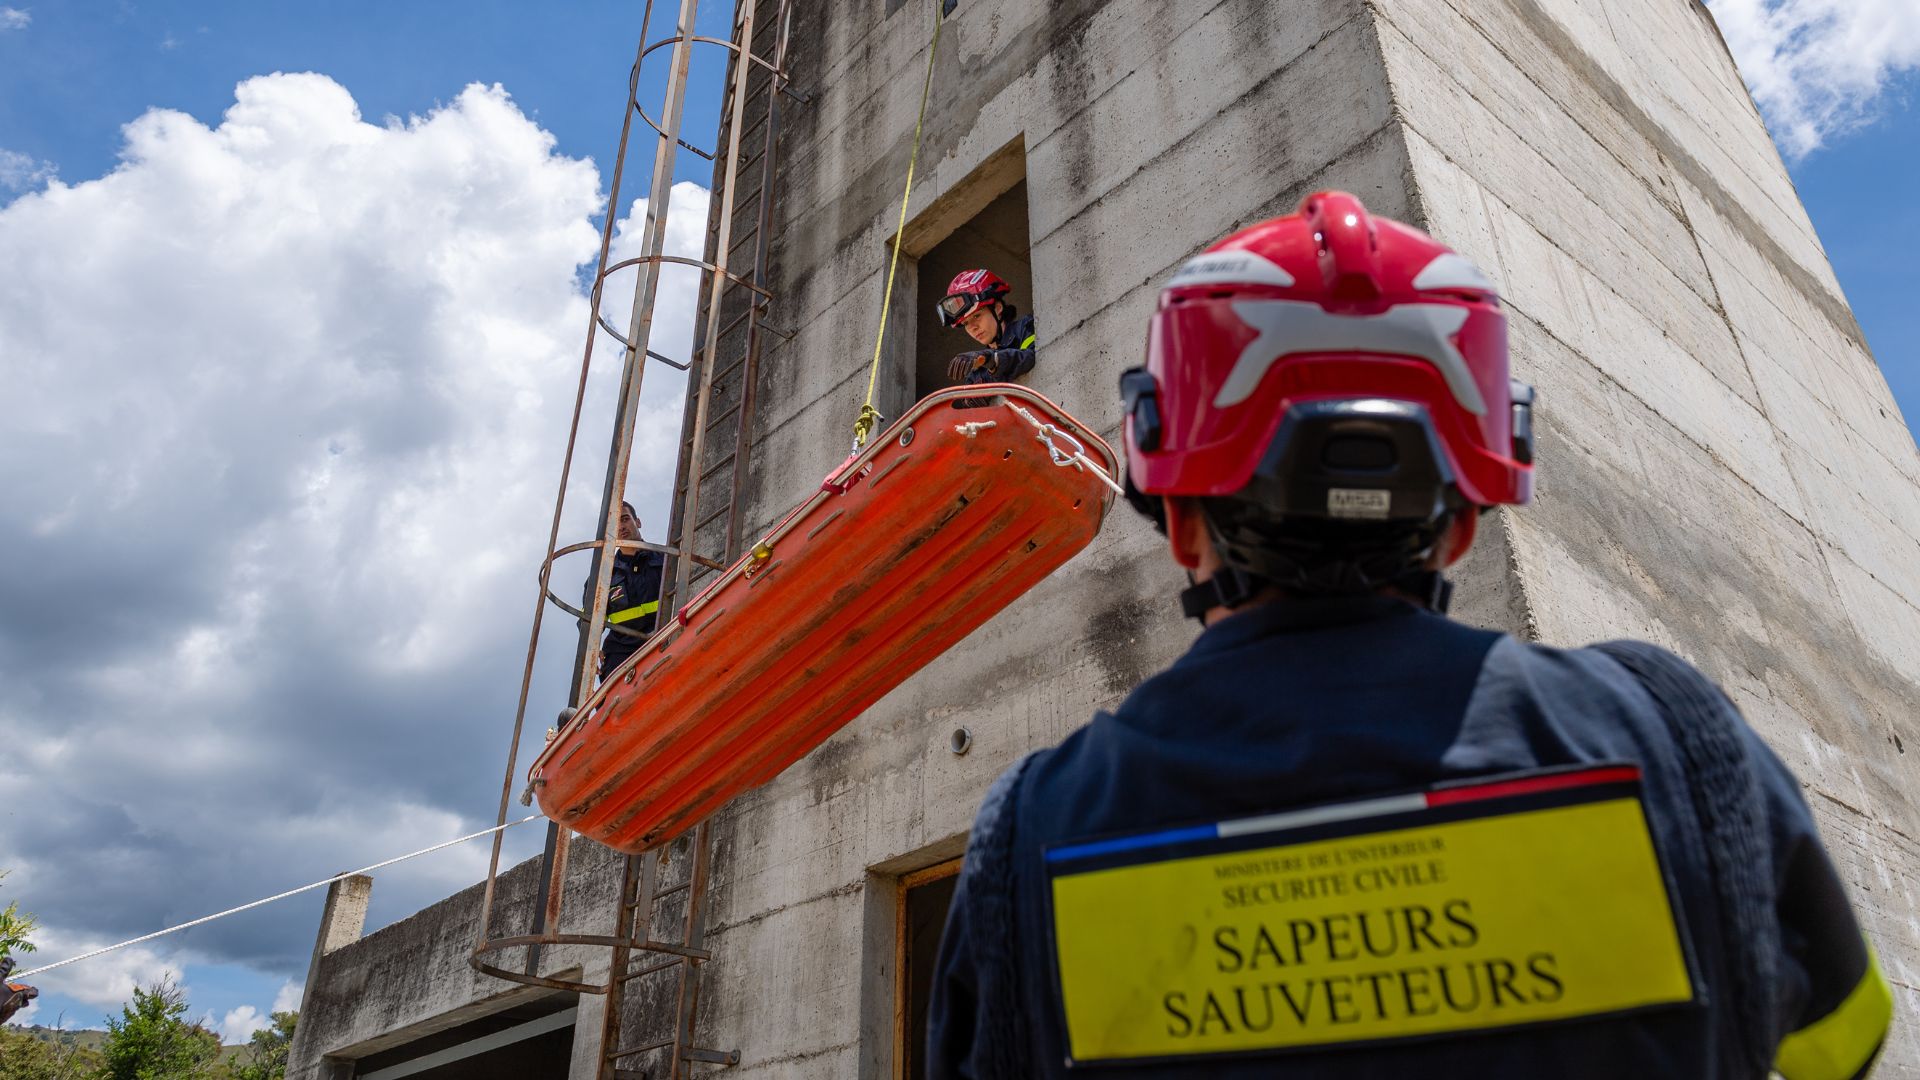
[913,181,1034,402]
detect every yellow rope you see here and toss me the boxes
[853,3,945,451]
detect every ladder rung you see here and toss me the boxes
[627,938,711,961]
[612,1035,675,1060]
[726,225,760,258]
[699,451,738,484]
[712,352,749,386]
[619,954,687,984]
[696,503,730,531]
[713,307,754,345]
[706,402,742,433]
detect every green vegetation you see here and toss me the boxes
[227,1012,296,1080]
[1,982,296,1080]
[99,980,222,1080]
[0,871,36,961]
[0,1026,106,1080]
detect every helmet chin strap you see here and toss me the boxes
[1178,565,1270,621]
[1177,566,1453,624]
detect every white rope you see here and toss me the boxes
[1007,404,1126,496]
[15,814,542,979]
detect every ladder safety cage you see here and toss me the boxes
[471,0,801,1077]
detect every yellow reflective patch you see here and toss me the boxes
[1049,793,1693,1063]
[606,601,659,624]
[1774,947,1892,1080]
[1019,334,1037,350]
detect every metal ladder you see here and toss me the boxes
[597,0,797,1076]
[661,0,794,616]
[470,0,800,1074]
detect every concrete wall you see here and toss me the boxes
[286,841,625,1080]
[692,0,1920,1075]
[1373,0,1920,1066]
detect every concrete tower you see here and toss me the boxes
[287,1,1920,1076]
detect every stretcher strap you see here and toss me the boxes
[1008,403,1125,496]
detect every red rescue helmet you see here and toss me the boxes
[1120,191,1534,599]
[936,268,1012,328]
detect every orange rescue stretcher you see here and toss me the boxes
[529,384,1120,853]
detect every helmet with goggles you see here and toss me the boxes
[936,268,1013,329]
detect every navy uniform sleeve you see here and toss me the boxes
[1749,731,1894,1079]
[928,871,984,1080]
[633,552,666,632]
[928,754,1037,1080]
[995,314,1036,380]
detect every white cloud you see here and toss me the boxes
[215,1003,268,1044]
[21,925,185,1011]
[1707,0,1920,155]
[202,979,299,1045]
[0,8,29,31]
[0,148,55,191]
[0,72,708,985]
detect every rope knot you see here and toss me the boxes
[851,403,883,451]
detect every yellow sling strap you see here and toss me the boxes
[852,3,945,451]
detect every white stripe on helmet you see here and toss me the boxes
[1166,250,1295,289]
[1412,253,1496,293]
[1217,299,1487,416]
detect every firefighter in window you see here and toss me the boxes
[938,269,1036,401]
[927,192,1891,1080]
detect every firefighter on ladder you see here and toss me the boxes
[594,501,665,679]
[938,269,1036,394]
[928,192,1892,1079]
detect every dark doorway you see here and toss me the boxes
[897,858,963,1080]
[913,181,1034,401]
[351,996,575,1080]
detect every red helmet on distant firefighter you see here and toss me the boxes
[936,268,1012,328]
[1120,190,1534,600]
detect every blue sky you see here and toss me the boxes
[1788,74,1920,430]
[0,1,732,189]
[0,0,1914,1046]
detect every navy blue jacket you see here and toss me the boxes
[596,548,665,677]
[929,597,1888,1079]
[958,309,1037,388]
